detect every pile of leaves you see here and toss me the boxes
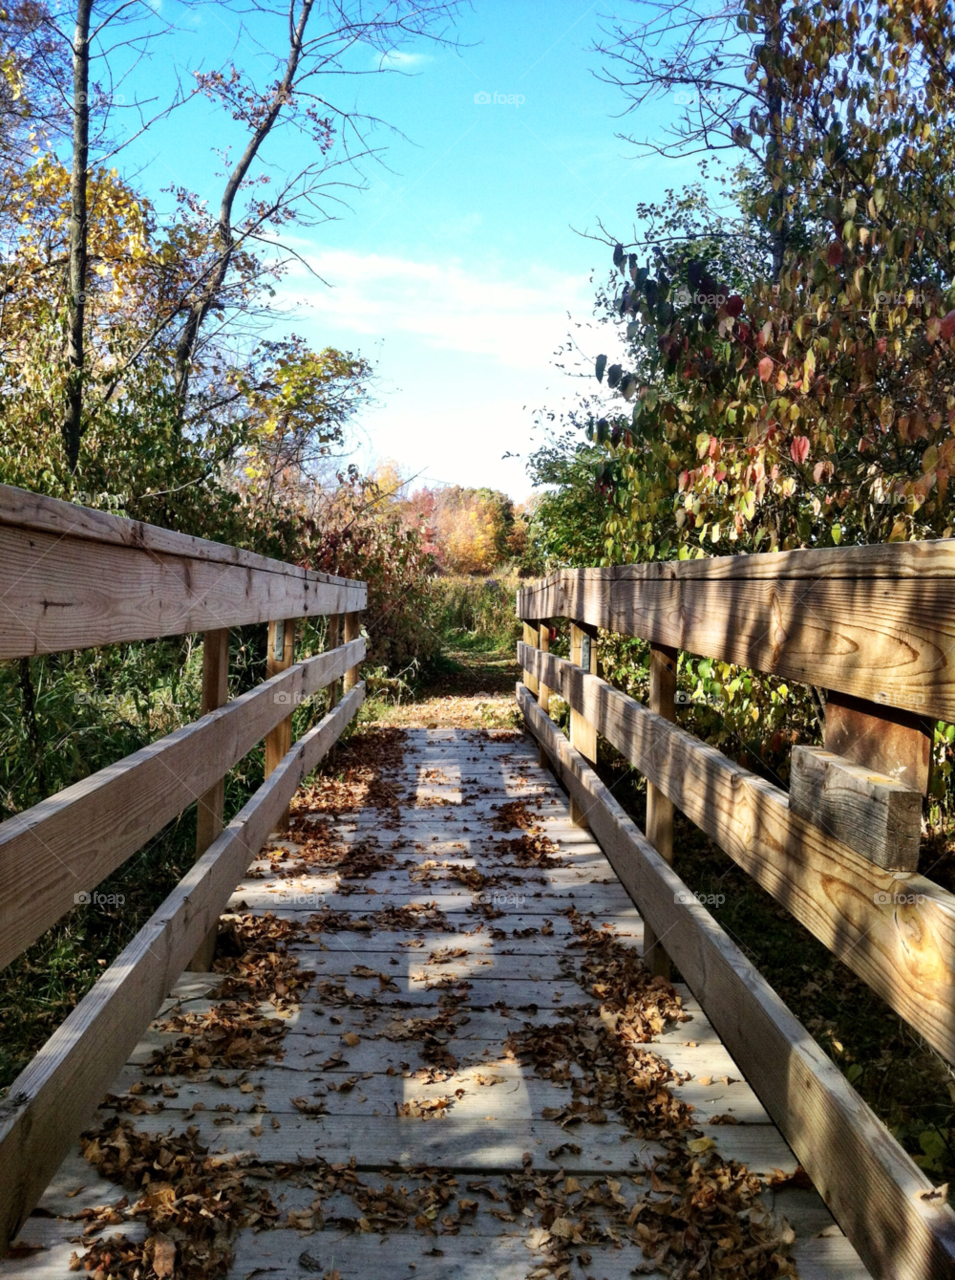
[503,908,799,1276]
[77,1121,269,1278]
[306,901,456,934]
[212,913,314,1013]
[290,729,408,819]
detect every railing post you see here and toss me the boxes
[265,617,297,828]
[343,611,361,691]
[644,642,678,978]
[537,622,552,768]
[569,622,598,826]
[521,621,540,696]
[190,626,230,971]
[327,614,342,711]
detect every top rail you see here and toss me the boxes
[0,485,367,658]
[516,544,955,722]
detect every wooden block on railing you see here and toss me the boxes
[569,623,598,826]
[790,745,922,871]
[343,612,361,692]
[645,642,678,977]
[265,618,297,828]
[824,688,932,795]
[191,627,230,971]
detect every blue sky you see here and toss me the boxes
[115,0,699,499]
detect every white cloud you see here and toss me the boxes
[280,248,592,372]
[373,50,432,69]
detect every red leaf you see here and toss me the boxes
[941,310,955,343]
[757,356,774,382]
[725,295,744,317]
[827,240,844,268]
[790,436,810,465]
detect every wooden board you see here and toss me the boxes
[0,685,364,1254]
[519,643,955,1067]
[0,483,361,587]
[789,745,922,871]
[519,685,955,1280]
[0,511,366,659]
[516,558,955,723]
[0,640,364,969]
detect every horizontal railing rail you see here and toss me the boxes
[0,489,368,1255]
[516,541,955,1280]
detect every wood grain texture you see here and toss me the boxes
[516,558,955,723]
[0,523,365,660]
[264,619,297,780]
[0,639,364,969]
[0,683,364,1255]
[519,685,955,1280]
[517,642,955,1066]
[824,689,933,794]
[0,483,358,585]
[191,627,231,970]
[343,611,362,692]
[521,622,539,695]
[645,643,678,978]
[569,623,597,828]
[790,746,922,872]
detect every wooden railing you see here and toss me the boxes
[516,547,955,1280]
[0,485,367,1255]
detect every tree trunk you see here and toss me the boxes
[764,0,788,281]
[63,0,93,473]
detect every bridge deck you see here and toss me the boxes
[4,728,869,1279]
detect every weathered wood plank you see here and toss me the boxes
[0,483,359,585]
[516,560,955,723]
[191,627,231,970]
[0,514,365,660]
[519,643,955,1066]
[824,689,933,794]
[789,745,922,871]
[519,684,955,1280]
[0,640,364,969]
[645,642,677,978]
[0,684,364,1255]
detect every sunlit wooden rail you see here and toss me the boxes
[0,486,367,1254]
[517,549,955,1280]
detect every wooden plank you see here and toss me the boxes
[191,627,230,970]
[569,623,597,828]
[516,561,955,723]
[517,643,955,1067]
[790,746,922,871]
[0,482,357,585]
[825,689,933,794]
[0,683,365,1256]
[0,524,365,660]
[521,621,539,695]
[265,618,297,830]
[0,639,364,969]
[343,611,362,692]
[645,643,677,978]
[518,685,955,1280]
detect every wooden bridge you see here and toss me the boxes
[1,486,954,1280]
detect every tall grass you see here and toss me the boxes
[428,573,521,652]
